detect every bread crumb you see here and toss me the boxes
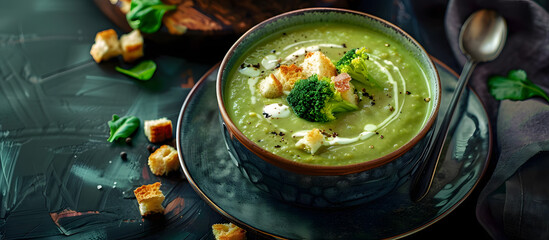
[144,118,173,143]
[148,145,179,176]
[133,182,165,216]
[212,223,247,240]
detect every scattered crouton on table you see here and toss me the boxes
[212,223,247,240]
[120,29,144,62]
[90,29,122,63]
[148,145,179,176]
[144,118,173,143]
[133,182,165,216]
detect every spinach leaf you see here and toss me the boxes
[488,69,549,103]
[107,115,140,142]
[115,60,157,80]
[126,0,177,34]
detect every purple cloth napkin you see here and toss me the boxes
[445,0,549,239]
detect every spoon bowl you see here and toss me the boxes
[460,10,507,62]
[410,9,507,202]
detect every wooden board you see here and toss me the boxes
[95,0,350,36]
[94,0,350,60]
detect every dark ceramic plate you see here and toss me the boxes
[176,60,492,239]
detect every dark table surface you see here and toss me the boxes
[2,0,527,239]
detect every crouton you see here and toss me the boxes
[212,223,247,240]
[163,16,188,35]
[148,145,179,176]
[341,82,358,106]
[258,73,283,98]
[144,118,173,143]
[133,182,165,216]
[332,73,358,105]
[295,128,325,154]
[300,51,337,79]
[274,64,304,91]
[120,30,144,62]
[117,0,131,14]
[90,29,122,63]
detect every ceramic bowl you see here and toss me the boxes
[216,8,441,207]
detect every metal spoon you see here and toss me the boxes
[409,9,507,202]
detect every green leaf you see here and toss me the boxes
[107,114,140,142]
[507,69,527,81]
[126,0,177,33]
[115,60,157,80]
[488,69,549,103]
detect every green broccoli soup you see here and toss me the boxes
[224,22,433,166]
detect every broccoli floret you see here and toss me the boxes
[335,47,385,87]
[287,74,358,122]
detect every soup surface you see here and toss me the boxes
[224,22,433,166]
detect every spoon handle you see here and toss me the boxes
[410,60,477,202]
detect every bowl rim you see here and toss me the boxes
[216,7,441,176]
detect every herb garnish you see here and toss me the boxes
[126,0,177,33]
[488,69,549,103]
[107,115,140,142]
[115,60,157,80]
